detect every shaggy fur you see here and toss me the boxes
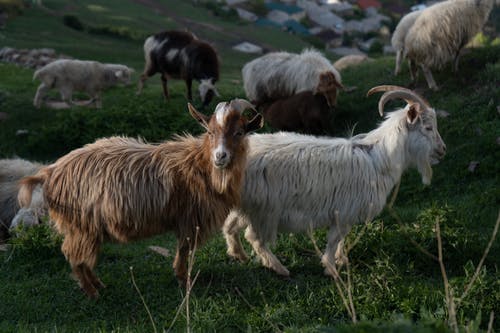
[223,86,446,277]
[391,10,422,76]
[0,158,45,242]
[18,101,262,298]
[242,49,342,107]
[137,30,220,106]
[33,59,133,108]
[261,91,331,135]
[403,0,494,90]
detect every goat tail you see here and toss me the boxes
[18,168,50,208]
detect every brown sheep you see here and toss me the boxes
[18,100,263,298]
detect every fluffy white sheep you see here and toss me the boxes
[33,59,134,108]
[403,0,494,90]
[391,10,422,76]
[0,158,46,241]
[242,49,342,107]
[223,86,446,277]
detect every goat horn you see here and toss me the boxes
[377,90,430,117]
[229,98,257,114]
[367,85,430,107]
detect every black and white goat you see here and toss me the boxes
[137,30,220,107]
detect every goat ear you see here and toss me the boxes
[188,103,210,129]
[406,103,420,125]
[245,113,264,133]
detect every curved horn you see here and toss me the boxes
[377,90,429,117]
[229,98,257,114]
[367,85,430,107]
[366,85,405,96]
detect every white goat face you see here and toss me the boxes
[199,79,219,106]
[406,106,446,185]
[115,67,133,85]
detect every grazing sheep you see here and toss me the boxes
[0,159,46,242]
[403,0,494,90]
[333,54,373,72]
[261,91,332,135]
[223,86,446,277]
[18,100,263,298]
[137,30,220,107]
[391,10,422,76]
[33,59,134,108]
[242,49,342,108]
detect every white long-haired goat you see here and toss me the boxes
[403,0,494,90]
[242,49,342,107]
[223,85,446,277]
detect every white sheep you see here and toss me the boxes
[0,158,46,241]
[242,49,342,107]
[33,59,134,109]
[403,0,494,90]
[391,10,422,76]
[223,86,446,277]
[333,54,373,72]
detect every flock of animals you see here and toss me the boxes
[0,0,494,298]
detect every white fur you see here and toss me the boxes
[0,159,46,240]
[333,54,373,71]
[33,59,134,108]
[166,49,178,61]
[223,99,446,276]
[215,102,228,126]
[403,0,494,90]
[391,10,422,75]
[242,49,341,103]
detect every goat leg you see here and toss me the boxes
[161,74,169,101]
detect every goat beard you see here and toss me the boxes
[211,168,230,194]
[418,159,433,185]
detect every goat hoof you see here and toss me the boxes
[94,279,106,290]
[227,250,248,262]
[273,266,290,277]
[335,255,349,267]
[81,286,100,300]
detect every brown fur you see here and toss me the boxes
[316,71,344,107]
[262,91,332,135]
[18,103,262,298]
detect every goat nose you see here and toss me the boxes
[216,151,227,160]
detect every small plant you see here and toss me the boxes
[62,14,85,31]
[8,222,61,255]
[87,25,147,41]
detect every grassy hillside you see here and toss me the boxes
[0,1,499,332]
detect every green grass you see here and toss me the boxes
[0,1,499,332]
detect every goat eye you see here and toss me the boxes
[234,131,243,137]
[425,126,433,131]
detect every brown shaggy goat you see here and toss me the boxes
[262,91,333,135]
[18,100,263,298]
